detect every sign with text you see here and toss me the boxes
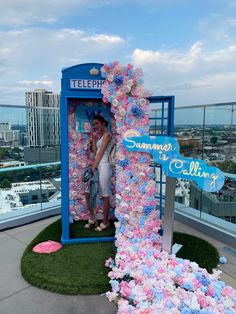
[122,130,225,192]
[70,79,104,90]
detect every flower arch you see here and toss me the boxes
[100,62,236,314]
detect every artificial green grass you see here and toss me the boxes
[70,220,115,239]
[21,219,219,295]
[21,219,116,295]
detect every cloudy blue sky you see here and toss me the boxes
[0,0,236,107]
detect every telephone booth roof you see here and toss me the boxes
[61,63,105,99]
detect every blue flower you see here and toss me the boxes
[139,217,145,227]
[181,307,192,314]
[114,75,123,86]
[219,256,227,264]
[110,280,119,291]
[126,170,133,177]
[125,118,132,125]
[117,158,129,167]
[72,161,77,168]
[174,266,182,276]
[166,301,175,309]
[151,289,164,300]
[137,78,144,84]
[143,205,154,216]
[108,85,115,92]
[201,278,210,286]
[200,286,208,293]
[217,280,225,288]
[130,105,144,118]
[147,249,153,256]
[143,267,153,277]
[195,272,203,280]
[108,62,114,68]
[182,281,193,291]
[148,172,155,179]
[213,287,222,300]
[150,234,158,241]
[140,182,147,194]
[101,71,107,78]
[199,310,212,314]
[116,184,123,192]
[138,156,148,163]
[127,69,133,77]
[223,310,234,314]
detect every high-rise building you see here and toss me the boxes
[0,122,20,146]
[25,89,60,147]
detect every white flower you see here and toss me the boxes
[127,79,134,87]
[223,298,234,308]
[107,74,114,82]
[112,99,119,107]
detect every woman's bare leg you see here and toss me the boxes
[103,196,110,225]
[85,192,96,220]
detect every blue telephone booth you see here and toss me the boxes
[60,63,116,244]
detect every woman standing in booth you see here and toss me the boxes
[84,114,112,231]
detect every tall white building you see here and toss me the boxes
[0,122,20,145]
[25,89,60,147]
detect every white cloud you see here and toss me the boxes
[0,0,191,26]
[131,43,236,105]
[0,27,126,104]
[197,14,236,42]
[227,19,236,26]
[81,34,125,44]
[54,28,124,44]
[132,42,203,72]
[19,80,53,87]
[0,0,110,26]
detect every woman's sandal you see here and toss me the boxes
[83,219,98,229]
[95,222,110,232]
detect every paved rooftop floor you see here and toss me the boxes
[0,216,116,314]
[0,216,235,314]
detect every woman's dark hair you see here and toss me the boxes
[93,114,109,127]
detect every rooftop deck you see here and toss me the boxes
[0,216,235,314]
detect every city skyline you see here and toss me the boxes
[0,0,236,106]
[0,103,235,125]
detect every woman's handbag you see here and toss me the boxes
[82,166,94,183]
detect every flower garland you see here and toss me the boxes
[101,62,236,314]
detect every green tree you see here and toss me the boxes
[0,179,11,189]
[0,147,8,160]
[12,147,21,153]
[210,136,218,145]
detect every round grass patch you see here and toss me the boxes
[21,219,219,295]
[21,219,116,295]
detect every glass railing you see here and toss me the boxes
[0,104,61,223]
[160,102,235,233]
[1,102,235,236]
